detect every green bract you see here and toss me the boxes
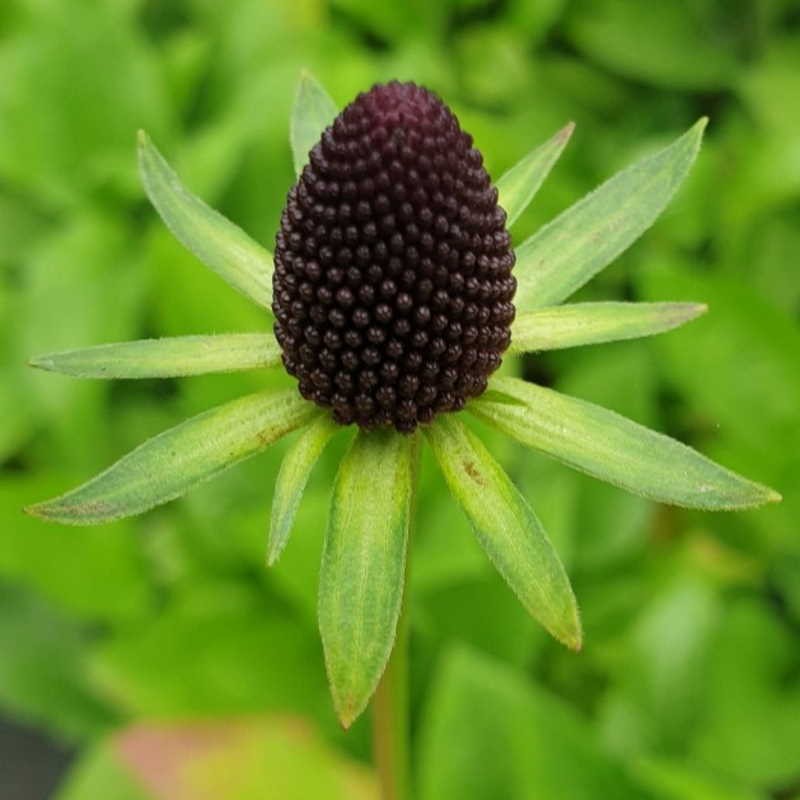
[27,72,780,727]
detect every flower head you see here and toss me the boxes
[26,73,781,728]
[274,81,515,432]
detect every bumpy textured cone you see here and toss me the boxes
[273,81,516,432]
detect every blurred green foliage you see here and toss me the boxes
[1,0,799,797]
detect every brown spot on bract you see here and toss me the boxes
[464,460,486,487]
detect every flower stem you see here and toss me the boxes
[372,434,418,800]
[372,595,410,800]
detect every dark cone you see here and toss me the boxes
[273,81,516,433]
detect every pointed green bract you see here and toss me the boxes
[473,376,781,510]
[268,414,337,565]
[318,429,416,728]
[291,71,338,177]
[138,131,274,308]
[425,416,581,651]
[29,333,281,379]
[26,390,315,525]
[497,122,574,227]
[509,302,706,354]
[513,118,707,311]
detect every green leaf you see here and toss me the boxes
[425,415,581,650]
[29,333,281,379]
[472,376,780,510]
[689,599,800,786]
[509,302,706,353]
[26,389,315,525]
[290,71,338,177]
[318,429,417,728]
[565,0,739,91]
[19,212,145,461]
[0,476,152,624]
[268,414,337,565]
[514,118,707,311]
[496,122,574,227]
[634,756,763,800]
[0,584,118,739]
[639,261,800,545]
[418,646,648,800]
[57,744,149,800]
[93,583,329,718]
[0,2,171,207]
[138,131,274,308]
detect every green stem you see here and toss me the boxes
[372,595,410,800]
[372,434,419,800]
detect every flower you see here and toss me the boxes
[26,73,781,728]
[274,82,515,433]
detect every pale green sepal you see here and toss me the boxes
[509,302,706,353]
[497,122,574,227]
[425,415,582,651]
[267,413,338,565]
[473,376,781,510]
[29,333,281,379]
[138,130,274,308]
[319,429,417,728]
[290,71,338,177]
[514,118,707,311]
[26,389,316,525]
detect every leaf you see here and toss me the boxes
[689,599,800,787]
[418,646,648,800]
[0,476,152,623]
[513,118,707,311]
[472,376,780,510]
[425,415,581,650]
[565,0,739,91]
[509,302,706,353]
[26,389,316,525]
[29,333,281,379]
[420,575,541,668]
[0,584,118,740]
[93,583,329,718]
[138,131,274,308]
[318,429,417,728]
[0,2,171,207]
[496,122,574,226]
[598,572,722,758]
[19,213,145,452]
[268,414,337,565]
[633,756,763,800]
[559,344,655,573]
[290,71,338,177]
[639,261,800,544]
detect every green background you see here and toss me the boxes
[1,0,799,797]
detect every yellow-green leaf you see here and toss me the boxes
[29,334,281,379]
[319,429,417,728]
[290,71,338,177]
[497,122,574,227]
[138,131,274,308]
[509,302,706,353]
[473,376,780,510]
[27,390,315,525]
[425,415,581,651]
[268,414,337,565]
[514,118,707,311]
